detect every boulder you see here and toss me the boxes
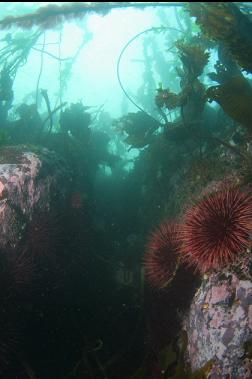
[0,145,70,249]
[184,268,252,378]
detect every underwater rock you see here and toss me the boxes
[0,145,70,249]
[184,270,252,378]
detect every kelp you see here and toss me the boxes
[155,87,183,110]
[175,41,210,79]
[0,30,42,76]
[155,41,208,121]
[113,111,159,148]
[161,330,214,379]
[187,2,252,73]
[0,3,114,30]
[206,75,252,130]
[128,329,213,379]
[0,3,183,30]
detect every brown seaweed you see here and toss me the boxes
[187,2,252,73]
[176,41,210,79]
[0,3,183,30]
[206,75,252,129]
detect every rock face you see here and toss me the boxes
[0,145,70,249]
[184,270,252,378]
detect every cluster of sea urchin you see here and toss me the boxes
[144,188,252,287]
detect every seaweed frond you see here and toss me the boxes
[206,75,252,129]
[0,3,125,30]
[187,2,252,73]
[176,41,210,78]
[0,2,181,30]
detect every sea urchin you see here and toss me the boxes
[144,222,181,289]
[181,188,252,273]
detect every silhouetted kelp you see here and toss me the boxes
[0,3,184,30]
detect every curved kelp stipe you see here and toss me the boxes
[116,26,185,125]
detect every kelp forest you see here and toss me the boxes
[0,2,252,379]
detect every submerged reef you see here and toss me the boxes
[184,270,252,378]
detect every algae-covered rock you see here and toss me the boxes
[0,145,71,249]
[184,269,252,378]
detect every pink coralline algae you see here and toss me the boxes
[184,270,252,378]
[0,146,70,249]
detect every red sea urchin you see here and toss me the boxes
[144,222,181,289]
[181,188,252,273]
